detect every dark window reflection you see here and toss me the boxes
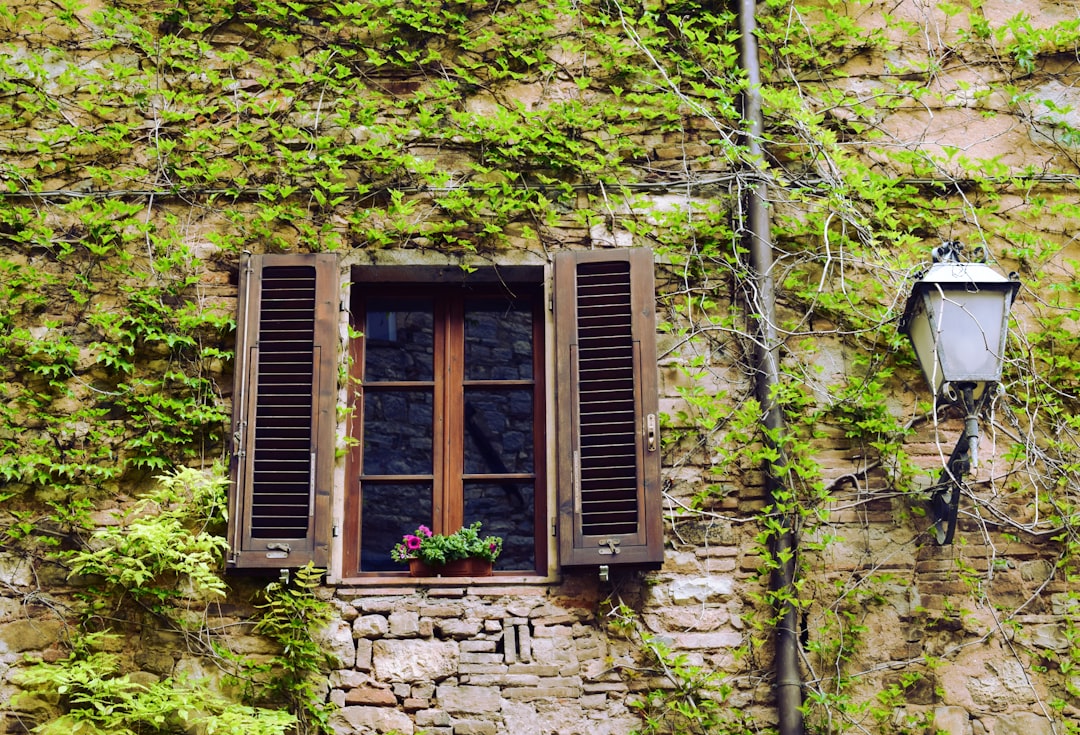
[464,482,535,572]
[464,300,533,380]
[365,299,434,382]
[464,389,534,474]
[361,483,432,572]
[363,390,433,475]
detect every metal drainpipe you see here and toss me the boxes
[738,2,805,734]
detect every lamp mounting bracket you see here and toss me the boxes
[932,240,988,265]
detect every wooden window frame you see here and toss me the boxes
[343,268,548,578]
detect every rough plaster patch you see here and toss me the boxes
[669,576,734,604]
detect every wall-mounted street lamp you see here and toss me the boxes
[900,242,1020,544]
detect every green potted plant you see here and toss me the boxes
[391,522,503,577]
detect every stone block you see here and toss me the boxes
[503,686,582,700]
[460,652,503,664]
[459,663,509,675]
[0,554,34,587]
[317,619,357,669]
[331,705,414,734]
[460,640,497,652]
[416,709,452,727]
[465,674,540,687]
[330,599,359,622]
[933,707,970,735]
[437,619,483,639]
[343,686,396,706]
[389,610,420,636]
[450,719,498,735]
[353,614,389,638]
[508,663,561,676]
[705,557,737,573]
[358,597,413,614]
[0,619,63,654]
[356,639,372,670]
[532,613,576,626]
[330,670,371,689]
[420,603,465,618]
[992,712,1054,735]
[373,640,458,683]
[967,660,1037,709]
[581,693,608,709]
[436,684,502,713]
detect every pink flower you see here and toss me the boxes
[417,525,432,537]
[404,535,422,550]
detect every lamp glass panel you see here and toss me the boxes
[925,287,1007,381]
[906,296,944,395]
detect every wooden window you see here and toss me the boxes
[228,250,661,575]
[227,253,337,569]
[344,272,546,576]
[554,248,663,567]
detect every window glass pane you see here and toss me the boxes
[363,390,433,475]
[361,483,432,572]
[464,482,535,572]
[464,389,534,474]
[365,299,433,382]
[464,300,533,380]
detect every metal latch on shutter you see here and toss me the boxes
[265,543,291,559]
[598,539,621,555]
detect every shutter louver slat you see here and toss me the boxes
[250,266,317,538]
[576,261,640,537]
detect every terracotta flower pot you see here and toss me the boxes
[408,557,493,578]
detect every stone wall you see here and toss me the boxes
[2,1,1080,734]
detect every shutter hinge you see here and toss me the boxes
[598,539,621,555]
[551,518,557,537]
[646,413,657,452]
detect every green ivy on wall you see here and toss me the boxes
[2,0,1080,731]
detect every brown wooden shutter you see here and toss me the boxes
[228,253,338,569]
[555,248,662,567]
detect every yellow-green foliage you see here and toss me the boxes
[64,467,230,606]
[12,633,297,735]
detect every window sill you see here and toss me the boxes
[328,572,560,589]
